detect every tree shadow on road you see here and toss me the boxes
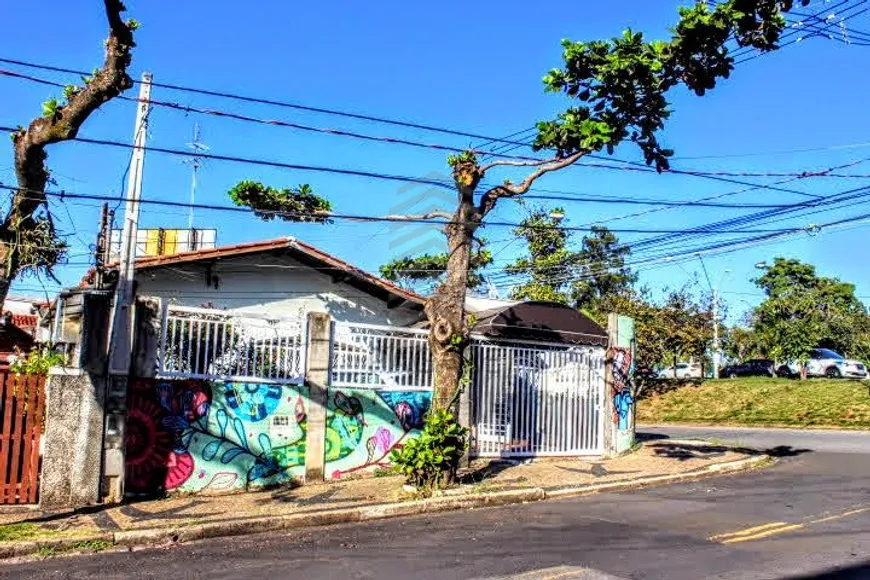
[784,560,870,579]
[645,440,812,461]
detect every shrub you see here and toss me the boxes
[391,408,468,494]
[9,345,66,376]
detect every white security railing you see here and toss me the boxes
[331,322,432,390]
[158,305,306,384]
[470,337,606,457]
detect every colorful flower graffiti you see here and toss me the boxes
[324,388,432,480]
[126,380,433,492]
[125,380,308,495]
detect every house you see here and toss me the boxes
[54,235,617,498]
[101,236,425,327]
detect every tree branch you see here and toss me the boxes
[9,0,136,230]
[479,157,552,174]
[477,151,587,216]
[381,211,454,222]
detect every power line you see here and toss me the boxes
[8,67,870,182]
[0,60,849,200]
[0,184,814,236]
[0,56,537,147]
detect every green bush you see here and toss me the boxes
[391,408,468,494]
[10,345,67,376]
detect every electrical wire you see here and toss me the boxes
[0,61,850,200]
[0,184,813,236]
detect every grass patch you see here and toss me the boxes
[637,377,870,428]
[70,539,114,553]
[0,523,44,542]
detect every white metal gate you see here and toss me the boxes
[470,338,606,457]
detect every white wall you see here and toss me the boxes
[135,253,422,326]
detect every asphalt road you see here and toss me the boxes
[4,427,870,580]
[640,424,870,454]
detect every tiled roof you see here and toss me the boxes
[87,237,425,307]
[10,314,37,329]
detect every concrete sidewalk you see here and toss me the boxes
[0,441,768,560]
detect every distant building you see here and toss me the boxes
[109,228,216,261]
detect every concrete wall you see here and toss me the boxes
[324,387,431,479]
[126,378,308,495]
[135,254,421,326]
[39,369,107,510]
[124,378,432,494]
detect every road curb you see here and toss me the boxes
[0,455,769,560]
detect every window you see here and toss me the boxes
[814,349,844,360]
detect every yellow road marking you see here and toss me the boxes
[540,570,586,580]
[708,522,792,542]
[720,524,805,544]
[502,567,593,580]
[807,506,870,525]
[710,504,870,545]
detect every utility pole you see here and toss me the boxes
[94,203,109,288]
[108,72,152,376]
[712,285,720,380]
[698,255,725,380]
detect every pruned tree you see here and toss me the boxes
[379,241,493,294]
[4,1,138,307]
[233,1,808,462]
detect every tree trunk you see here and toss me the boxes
[426,162,481,412]
[427,218,474,410]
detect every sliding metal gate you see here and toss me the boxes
[470,338,606,457]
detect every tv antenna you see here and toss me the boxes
[183,123,209,230]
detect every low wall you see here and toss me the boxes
[325,387,431,480]
[126,379,308,495]
[125,379,431,495]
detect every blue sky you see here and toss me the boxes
[2,0,870,324]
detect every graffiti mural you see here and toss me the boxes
[610,346,634,430]
[324,388,431,480]
[609,314,636,454]
[126,379,307,495]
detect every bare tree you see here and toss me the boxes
[3,0,138,306]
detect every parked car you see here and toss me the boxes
[635,366,658,381]
[776,348,868,379]
[720,359,775,379]
[657,362,702,379]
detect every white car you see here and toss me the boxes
[777,348,868,379]
[657,362,702,379]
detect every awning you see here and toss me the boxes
[471,301,608,347]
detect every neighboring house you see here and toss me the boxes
[0,296,44,370]
[0,315,36,371]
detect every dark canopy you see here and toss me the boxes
[471,301,607,347]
